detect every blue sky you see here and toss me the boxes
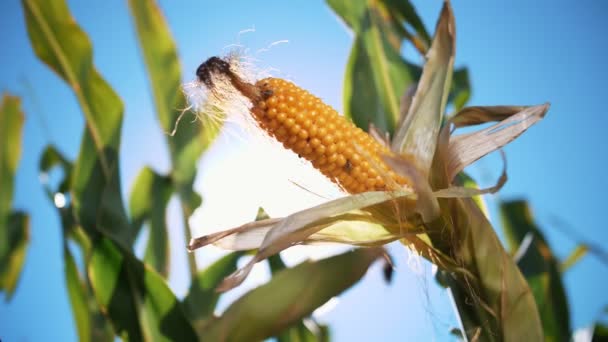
[1,0,607,340]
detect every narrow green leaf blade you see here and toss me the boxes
[269,254,330,342]
[382,0,431,46]
[342,9,419,135]
[127,0,219,208]
[500,200,571,340]
[0,94,24,257]
[88,237,197,341]
[129,167,173,276]
[201,248,381,341]
[22,0,131,244]
[64,246,91,341]
[0,94,29,301]
[64,246,113,342]
[182,252,242,336]
[437,197,544,341]
[0,212,30,300]
[561,244,588,272]
[450,68,471,111]
[326,0,367,33]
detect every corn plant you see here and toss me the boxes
[1,0,605,341]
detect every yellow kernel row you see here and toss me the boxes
[251,78,410,194]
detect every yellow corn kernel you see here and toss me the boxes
[251,77,410,194]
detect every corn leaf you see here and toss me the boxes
[128,0,219,212]
[200,249,381,341]
[23,0,131,245]
[0,94,29,300]
[449,68,471,111]
[381,0,430,49]
[129,167,173,277]
[268,253,331,342]
[0,95,23,231]
[277,324,330,342]
[500,200,570,341]
[593,324,608,341]
[39,145,72,195]
[182,252,242,337]
[330,0,421,135]
[561,245,588,272]
[88,237,197,341]
[64,246,113,342]
[330,1,470,137]
[0,212,29,301]
[434,197,543,341]
[453,173,490,218]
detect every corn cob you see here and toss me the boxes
[250,78,411,194]
[195,57,411,194]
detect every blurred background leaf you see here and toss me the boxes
[64,245,113,342]
[328,0,470,136]
[129,167,173,277]
[127,0,222,277]
[329,0,420,135]
[88,237,197,341]
[23,0,132,245]
[500,200,571,340]
[200,248,382,341]
[182,252,242,336]
[22,0,201,340]
[270,254,331,342]
[0,94,29,301]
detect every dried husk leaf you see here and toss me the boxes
[211,190,415,291]
[448,105,528,128]
[391,2,455,175]
[445,103,549,181]
[433,151,507,198]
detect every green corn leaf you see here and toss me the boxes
[0,95,24,258]
[127,0,219,210]
[182,252,242,336]
[251,208,332,341]
[0,212,29,300]
[561,244,588,273]
[129,167,173,277]
[450,68,471,112]
[23,0,131,245]
[276,321,331,342]
[64,245,113,342]
[326,0,367,32]
[0,94,29,301]
[500,200,570,341]
[329,0,470,137]
[339,2,420,135]
[200,248,381,341]
[433,197,543,341]
[382,0,430,48]
[269,254,331,342]
[593,324,608,341]
[39,145,72,196]
[454,172,489,218]
[88,237,197,341]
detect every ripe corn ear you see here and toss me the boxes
[249,78,411,194]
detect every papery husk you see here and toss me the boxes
[445,104,549,181]
[192,190,418,291]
